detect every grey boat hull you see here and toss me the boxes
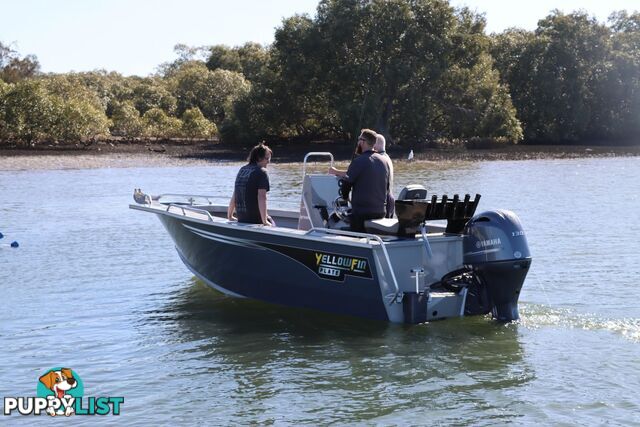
[159,213,391,321]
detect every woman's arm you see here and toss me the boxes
[227,191,237,220]
[257,189,273,226]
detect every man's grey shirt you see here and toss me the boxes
[378,151,394,197]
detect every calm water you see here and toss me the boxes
[1,156,639,425]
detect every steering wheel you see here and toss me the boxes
[332,179,351,218]
[332,196,351,221]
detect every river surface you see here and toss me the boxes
[1,156,639,425]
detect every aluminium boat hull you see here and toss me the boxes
[158,213,392,321]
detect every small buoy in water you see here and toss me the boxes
[407,149,414,161]
[11,241,19,248]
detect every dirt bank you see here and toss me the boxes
[1,139,639,171]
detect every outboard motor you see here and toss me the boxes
[463,210,531,321]
[398,184,427,200]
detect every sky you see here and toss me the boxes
[1,0,638,77]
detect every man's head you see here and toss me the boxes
[357,129,377,152]
[374,134,386,152]
[248,142,272,167]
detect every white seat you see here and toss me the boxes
[364,218,399,235]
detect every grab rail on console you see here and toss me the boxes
[302,152,334,178]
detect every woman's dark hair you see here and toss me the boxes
[247,142,272,164]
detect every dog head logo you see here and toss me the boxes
[39,368,77,399]
[37,368,84,417]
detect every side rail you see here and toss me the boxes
[155,193,298,210]
[307,227,400,303]
[155,193,223,205]
[166,204,216,222]
[302,152,334,178]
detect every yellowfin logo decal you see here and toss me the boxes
[260,243,372,282]
[314,252,369,280]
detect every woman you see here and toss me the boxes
[227,143,276,226]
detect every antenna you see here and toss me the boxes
[353,63,375,160]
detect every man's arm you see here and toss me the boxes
[227,191,237,220]
[328,166,347,178]
[329,157,362,180]
[343,156,363,183]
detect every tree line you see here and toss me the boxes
[1,0,638,148]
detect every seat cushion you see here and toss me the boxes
[364,218,399,235]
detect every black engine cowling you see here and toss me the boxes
[463,209,531,321]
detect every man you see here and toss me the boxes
[374,133,395,218]
[228,142,276,226]
[329,129,389,232]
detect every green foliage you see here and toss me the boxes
[158,44,212,77]
[227,0,522,145]
[0,42,40,83]
[236,43,271,81]
[207,45,242,73]
[41,74,107,110]
[0,80,57,144]
[0,79,9,137]
[603,11,640,140]
[3,4,639,146]
[61,71,130,114]
[181,107,217,139]
[52,97,111,142]
[169,61,251,123]
[439,54,523,142]
[0,77,110,145]
[130,77,177,115]
[531,11,611,141]
[110,101,144,137]
[491,10,640,143]
[142,107,181,138]
[40,74,110,142]
[206,43,271,81]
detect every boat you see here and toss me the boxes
[130,152,531,324]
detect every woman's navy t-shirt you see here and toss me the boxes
[234,164,270,224]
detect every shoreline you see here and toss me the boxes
[1,141,639,171]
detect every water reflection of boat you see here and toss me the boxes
[131,152,531,324]
[152,279,529,389]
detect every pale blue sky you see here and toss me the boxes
[1,0,637,76]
